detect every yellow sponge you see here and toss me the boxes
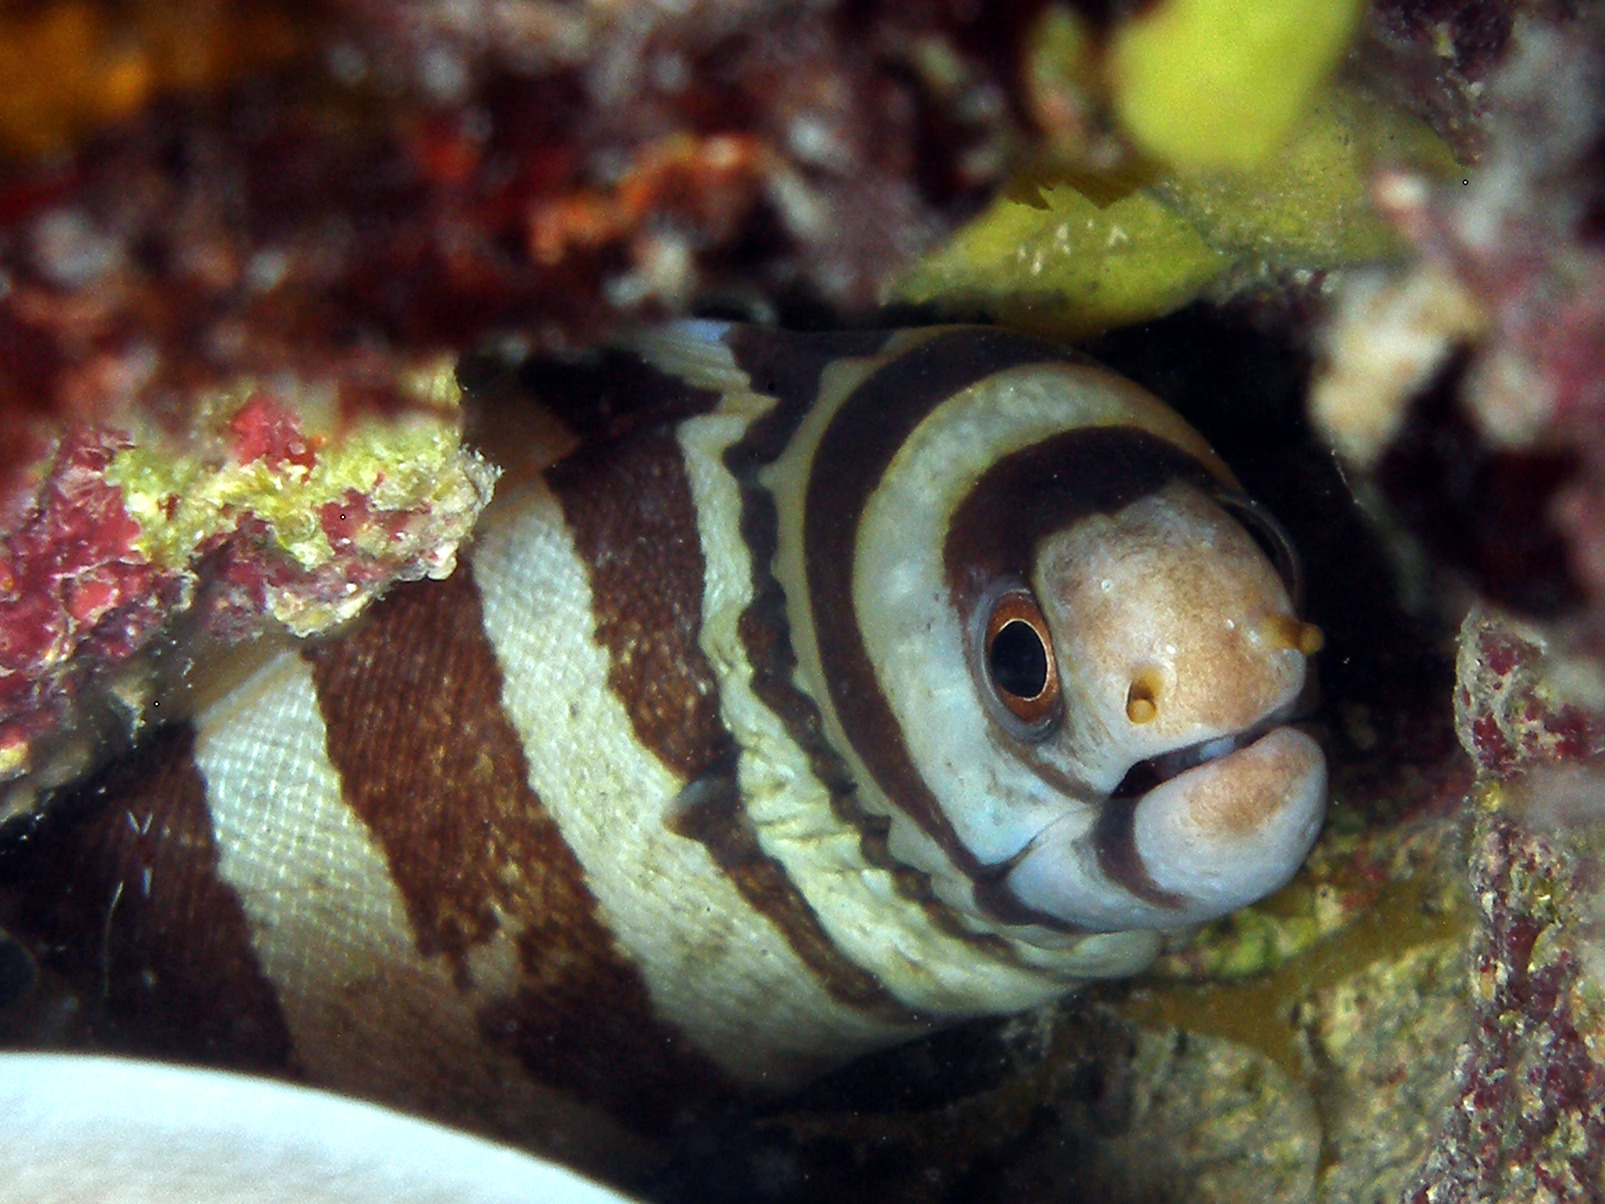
[889,86,1456,339]
[1110,0,1366,169]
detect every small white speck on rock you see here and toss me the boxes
[31,209,125,288]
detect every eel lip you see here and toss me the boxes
[1004,725,1328,933]
[1109,708,1306,802]
[1128,727,1327,903]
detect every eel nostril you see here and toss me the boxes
[1255,615,1325,655]
[1125,671,1161,724]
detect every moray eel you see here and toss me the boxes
[0,324,1324,1183]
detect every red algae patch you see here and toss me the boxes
[0,364,494,821]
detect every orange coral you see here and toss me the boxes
[526,133,771,267]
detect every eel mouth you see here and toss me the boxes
[1109,713,1295,801]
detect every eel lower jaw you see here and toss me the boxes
[1006,726,1328,933]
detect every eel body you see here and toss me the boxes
[0,324,1325,1181]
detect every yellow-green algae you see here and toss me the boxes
[891,86,1457,339]
[1154,84,1457,271]
[893,175,1229,338]
[1109,0,1366,169]
[106,360,497,635]
[1115,829,1471,1080]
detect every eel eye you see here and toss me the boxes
[984,590,1062,733]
